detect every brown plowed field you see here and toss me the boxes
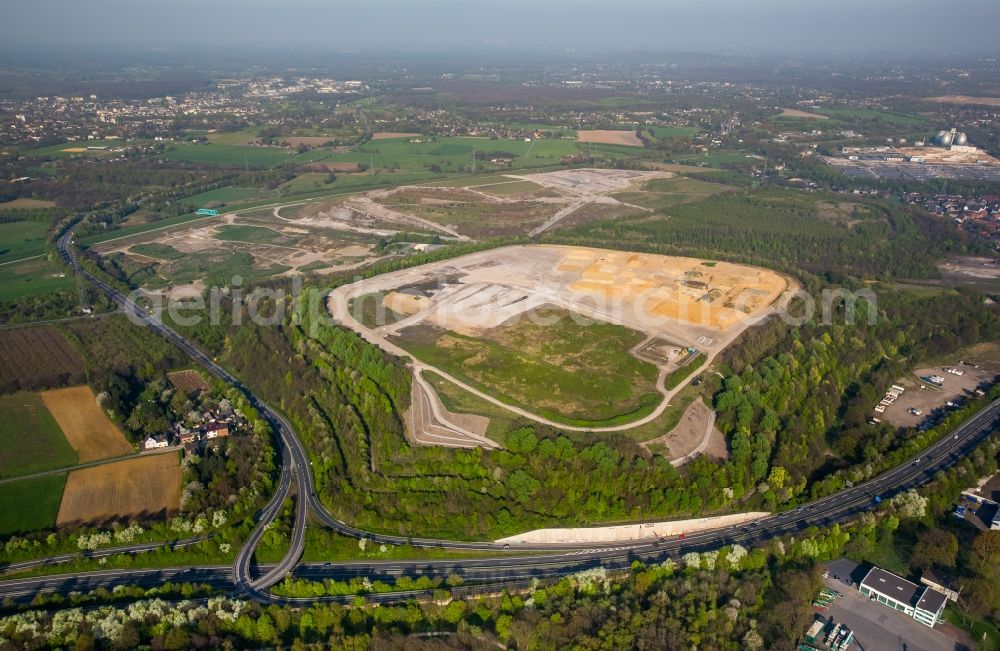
[0,326,86,394]
[166,369,210,394]
[57,453,182,526]
[576,130,644,147]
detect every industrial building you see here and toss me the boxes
[858,567,948,628]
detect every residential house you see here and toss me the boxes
[143,435,170,450]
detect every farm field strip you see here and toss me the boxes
[39,386,133,463]
[0,326,87,394]
[56,453,182,527]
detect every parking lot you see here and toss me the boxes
[879,365,992,429]
[821,560,971,651]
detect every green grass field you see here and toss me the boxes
[179,186,269,207]
[279,173,335,194]
[610,175,730,211]
[670,151,751,166]
[0,220,49,264]
[0,257,74,301]
[213,224,300,246]
[812,106,927,126]
[23,140,134,158]
[160,250,289,287]
[159,143,331,168]
[320,136,584,175]
[645,126,700,139]
[392,307,660,426]
[0,392,78,480]
[129,243,185,260]
[0,474,66,535]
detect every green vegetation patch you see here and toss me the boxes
[129,243,184,260]
[0,474,65,535]
[645,125,700,139]
[550,186,953,279]
[179,186,269,207]
[163,249,289,287]
[0,258,74,301]
[0,392,78,479]
[610,174,730,211]
[392,307,660,425]
[0,219,49,264]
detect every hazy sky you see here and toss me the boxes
[3,0,999,57]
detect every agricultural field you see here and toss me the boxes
[577,130,644,147]
[0,392,78,479]
[0,219,50,264]
[0,326,87,394]
[0,256,75,301]
[158,142,330,168]
[332,244,788,432]
[776,108,828,120]
[315,136,584,175]
[178,186,270,208]
[0,474,66,535]
[371,132,421,140]
[39,386,133,462]
[0,198,57,209]
[166,369,210,394]
[644,125,700,139]
[24,139,133,158]
[56,453,182,527]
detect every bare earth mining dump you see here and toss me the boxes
[330,245,789,453]
[293,168,673,239]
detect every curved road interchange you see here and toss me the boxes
[5,226,994,605]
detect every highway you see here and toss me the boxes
[31,222,999,606]
[0,386,997,605]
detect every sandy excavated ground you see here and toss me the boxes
[291,169,674,240]
[344,244,787,352]
[516,168,664,196]
[330,245,793,447]
[556,248,786,331]
[642,399,727,462]
[495,511,770,544]
[94,212,379,288]
[576,130,644,147]
[938,256,1000,280]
